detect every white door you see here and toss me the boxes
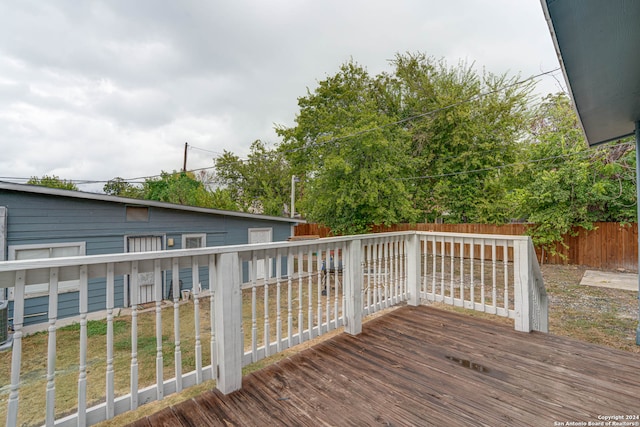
[127,236,163,304]
[248,228,272,280]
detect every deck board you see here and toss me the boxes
[126,305,640,426]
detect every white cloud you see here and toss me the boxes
[0,0,561,191]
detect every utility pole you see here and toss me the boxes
[290,175,300,218]
[183,142,188,172]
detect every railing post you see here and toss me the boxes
[407,233,421,306]
[214,252,243,394]
[514,239,532,332]
[345,239,362,335]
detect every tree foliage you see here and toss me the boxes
[214,140,291,217]
[103,177,144,198]
[508,93,636,252]
[389,53,533,223]
[277,61,419,234]
[39,53,635,248]
[28,175,78,191]
[104,172,238,211]
[276,54,532,232]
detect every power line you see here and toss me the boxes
[284,67,562,153]
[3,67,564,187]
[394,141,635,182]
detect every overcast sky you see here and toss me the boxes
[0,1,562,192]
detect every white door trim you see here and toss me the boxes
[248,228,273,280]
[125,235,165,306]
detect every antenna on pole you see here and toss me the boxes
[183,142,188,172]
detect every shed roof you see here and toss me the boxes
[0,181,305,224]
[541,0,640,146]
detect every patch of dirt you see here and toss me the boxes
[541,264,639,353]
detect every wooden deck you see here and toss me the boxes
[127,305,640,426]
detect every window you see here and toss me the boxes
[182,234,206,249]
[9,242,86,298]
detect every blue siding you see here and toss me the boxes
[1,189,295,326]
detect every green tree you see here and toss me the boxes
[208,187,239,212]
[27,175,78,191]
[143,170,238,210]
[277,61,419,234]
[389,52,533,223]
[214,140,291,217]
[509,93,636,253]
[103,177,144,198]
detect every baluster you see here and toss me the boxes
[470,240,475,309]
[6,271,25,427]
[208,255,217,380]
[276,250,282,351]
[333,246,339,327]
[193,258,202,384]
[264,254,270,357]
[400,240,408,300]
[492,241,497,311]
[396,239,402,304]
[460,238,465,305]
[130,261,139,410]
[431,238,437,296]
[78,265,88,425]
[324,248,332,331]
[172,259,182,392]
[45,268,59,427]
[371,243,377,312]
[503,241,509,311]
[400,239,405,301]
[393,239,398,303]
[105,263,115,419]
[391,240,397,304]
[366,244,376,315]
[376,242,382,309]
[422,237,428,297]
[316,249,323,334]
[154,260,164,399]
[480,240,486,309]
[440,237,445,300]
[324,248,331,329]
[251,253,258,362]
[307,248,313,339]
[341,243,347,323]
[287,252,293,346]
[450,238,455,301]
[383,240,389,308]
[298,249,304,343]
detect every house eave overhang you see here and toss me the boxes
[541,0,640,147]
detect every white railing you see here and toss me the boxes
[0,231,546,427]
[417,232,548,332]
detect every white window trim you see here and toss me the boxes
[182,233,206,249]
[8,241,86,299]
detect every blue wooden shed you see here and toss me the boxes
[0,182,303,327]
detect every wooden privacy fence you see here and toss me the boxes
[295,222,639,272]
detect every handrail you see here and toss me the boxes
[0,231,547,427]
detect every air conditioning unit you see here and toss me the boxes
[0,300,8,347]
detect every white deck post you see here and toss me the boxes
[513,239,531,332]
[345,239,362,335]
[6,271,25,427]
[214,252,243,394]
[406,233,421,306]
